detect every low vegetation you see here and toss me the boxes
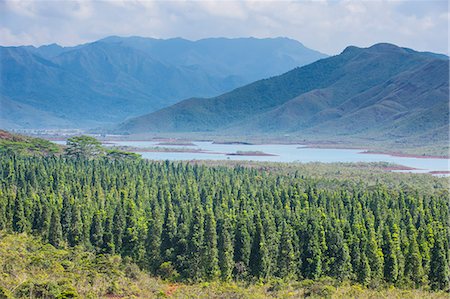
[0,130,61,156]
[0,233,448,298]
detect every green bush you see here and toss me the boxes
[0,286,12,299]
[158,262,180,282]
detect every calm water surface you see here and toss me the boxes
[102,141,449,174]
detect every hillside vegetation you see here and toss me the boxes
[0,154,448,293]
[0,130,61,156]
[118,43,449,154]
[2,233,448,299]
[0,133,449,298]
[0,37,325,128]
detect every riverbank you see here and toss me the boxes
[22,128,449,159]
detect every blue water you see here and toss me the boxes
[100,141,449,174]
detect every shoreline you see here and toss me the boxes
[428,170,450,175]
[226,152,277,157]
[42,135,449,160]
[299,144,449,159]
[359,150,449,160]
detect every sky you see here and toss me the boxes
[0,0,448,55]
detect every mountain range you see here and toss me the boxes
[117,43,449,147]
[0,36,326,129]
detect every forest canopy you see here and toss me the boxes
[0,152,448,292]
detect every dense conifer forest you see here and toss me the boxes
[0,151,448,295]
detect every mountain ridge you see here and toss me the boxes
[117,43,449,149]
[0,36,326,129]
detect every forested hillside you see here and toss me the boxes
[0,153,448,293]
[0,130,61,156]
[0,37,325,129]
[118,43,449,152]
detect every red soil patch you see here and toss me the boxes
[165,284,179,297]
[0,130,13,140]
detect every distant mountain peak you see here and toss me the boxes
[38,43,62,49]
[342,43,448,60]
[1,36,326,129]
[117,41,448,147]
[341,45,361,55]
[342,43,404,55]
[368,43,402,51]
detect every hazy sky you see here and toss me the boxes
[1,0,448,55]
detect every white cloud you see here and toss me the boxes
[0,0,447,55]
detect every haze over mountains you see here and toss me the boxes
[118,43,449,146]
[1,36,448,149]
[0,36,326,129]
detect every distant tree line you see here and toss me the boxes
[0,154,448,290]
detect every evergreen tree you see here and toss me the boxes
[204,206,219,280]
[325,224,351,280]
[90,212,104,250]
[249,214,269,279]
[161,198,177,262]
[12,195,28,233]
[187,203,205,281]
[48,208,63,248]
[366,221,383,280]
[261,206,278,278]
[277,220,295,279]
[173,210,190,276]
[146,202,163,273]
[101,216,115,254]
[358,251,371,285]
[112,204,125,253]
[405,224,424,287]
[302,217,322,279]
[218,215,234,281]
[39,201,52,241]
[234,215,251,274]
[69,205,83,247]
[382,226,398,283]
[391,224,405,283]
[122,200,140,260]
[429,233,450,290]
[60,193,72,238]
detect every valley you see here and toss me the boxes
[116,43,449,158]
[1,14,449,297]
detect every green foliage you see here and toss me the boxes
[48,208,63,248]
[277,221,295,279]
[249,213,269,279]
[218,214,234,281]
[0,232,168,298]
[204,206,220,280]
[157,262,180,282]
[0,232,448,298]
[0,130,61,156]
[106,149,141,160]
[14,280,78,299]
[429,229,450,291]
[0,154,448,292]
[64,135,103,158]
